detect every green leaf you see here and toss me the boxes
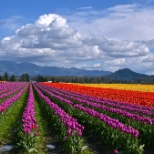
[28,148,35,153]
[81,146,88,152]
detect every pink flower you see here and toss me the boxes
[34,132,38,136]
[67,128,71,134]
[114,149,119,154]
[71,132,74,136]
[78,131,82,136]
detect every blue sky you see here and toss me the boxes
[0,0,145,18]
[0,0,154,74]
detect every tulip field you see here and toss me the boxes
[0,82,154,154]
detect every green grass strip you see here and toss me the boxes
[0,90,20,104]
[0,87,29,143]
[34,98,48,154]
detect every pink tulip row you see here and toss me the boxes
[33,84,84,137]
[35,83,139,138]
[0,82,26,95]
[74,104,139,138]
[0,83,28,113]
[22,84,38,136]
[0,85,24,100]
[37,86,73,106]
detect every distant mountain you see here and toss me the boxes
[107,68,149,81]
[0,60,112,76]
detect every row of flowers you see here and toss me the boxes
[41,83,154,106]
[33,83,85,153]
[0,82,23,95]
[79,83,154,92]
[39,84,154,117]
[0,83,28,113]
[38,83,154,147]
[22,84,38,135]
[0,84,24,100]
[35,83,145,153]
[17,84,38,153]
[38,83,140,136]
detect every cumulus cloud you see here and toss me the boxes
[0,10,154,74]
[138,39,154,48]
[68,4,154,41]
[0,14,101,65]
[83,36,149,58]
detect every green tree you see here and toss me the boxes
[37,74,45,82]
[2,72,8,81]
[21,73,29,82]
[9,75,16,82]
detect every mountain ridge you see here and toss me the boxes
[106,68,149,81]
[0,60,153,83]
[0,60,111,76]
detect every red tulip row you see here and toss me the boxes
[41,83,154,107]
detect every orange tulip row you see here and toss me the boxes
[41,83,154,107]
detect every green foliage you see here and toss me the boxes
[9,75,16,81]
[2,72,8,81]
[0,88,28,142]
[21,73,30,82]
[36,74,47,82]
[34,87,86,154]
[17,128,37,153]
[72,108,144,154]
[62,132,85,154]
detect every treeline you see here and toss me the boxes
[0,72,30,82]
[31,75,154,84]
[1,72,154,84]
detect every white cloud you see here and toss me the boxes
[0,10,154,74]
[67,4,154,41]
[77,6,92,10]
[142,54,154,62]
[138,39,154,48]
[3,37,11,41]
[93,63,101,69]
[35,14,68,28]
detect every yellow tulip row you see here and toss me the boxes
[74,84,154,92]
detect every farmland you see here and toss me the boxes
[0,82,154,154]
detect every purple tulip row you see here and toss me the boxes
[0,84,15,94]
[0,83,28,113]
[0,83,26,95]
[0,88,13,95]
[38,84,154,117]
[36,84,154,125]
[0,82,16,90]
[35,84,139,138]
[0,88,15,95]
[74,104,139,138]
[0,82,24,88]
[33,84,84,137]
[73,97,154,125]
[22,84,38,136]
[0,85,24,100]
[36,85,73,106]
[49,88,154,125]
